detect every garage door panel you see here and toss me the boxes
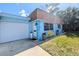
[0,22,29,43]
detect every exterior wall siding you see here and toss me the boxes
[36,19,44,41]
[34,19,63,41]
[53,24,63,35]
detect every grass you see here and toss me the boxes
[40,32,79,56]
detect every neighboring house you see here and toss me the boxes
[0,8,64,43]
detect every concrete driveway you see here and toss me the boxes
[0,39,36,56]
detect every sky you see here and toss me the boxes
[0,3,79,16]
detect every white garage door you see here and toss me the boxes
[0,22,29,43]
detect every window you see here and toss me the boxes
[58,24,61,29]
[50,24,53,30]
[44,23,49,30]
[44,23,53,30]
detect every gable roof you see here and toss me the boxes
[28,8,64,24]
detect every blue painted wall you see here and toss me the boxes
[53,24,63,35]
[35,20,63,41]
[36,19,44,41]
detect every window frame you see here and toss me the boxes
[50,24,53,30]
[44,23,53,31]
[44,23,49,30]
[58,24,61,29]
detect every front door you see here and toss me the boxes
[32,21,37,39]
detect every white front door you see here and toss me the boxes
[32,22,37,38]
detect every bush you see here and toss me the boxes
[48,31,55,37]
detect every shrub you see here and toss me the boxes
[48,31,55,37]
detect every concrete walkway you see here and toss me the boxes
[15,46,51,56]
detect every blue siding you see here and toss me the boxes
[36,19,44,41]
[53,24,58,35]
[53,24,63,35]
[35,19,63,41]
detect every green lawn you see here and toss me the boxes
[40,32,79,56]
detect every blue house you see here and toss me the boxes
[0,8,64,43]
[28,8,64,41]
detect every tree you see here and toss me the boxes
[45,3,60,15]
[56,7,79,24]
[56,7,79,32]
